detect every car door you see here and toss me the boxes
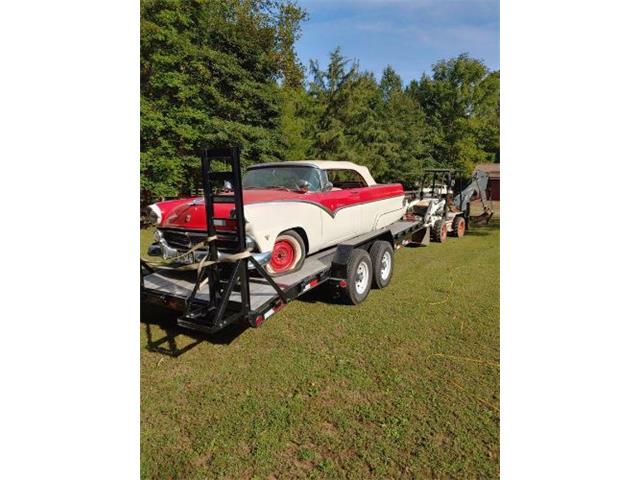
[319,169,367,245]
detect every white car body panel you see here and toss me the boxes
[243,194,406,255]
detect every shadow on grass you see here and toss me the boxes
[141,304,248,357]
[464,219,500,237]
[296,283,343,304]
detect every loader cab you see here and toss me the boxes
[419,169,463,200]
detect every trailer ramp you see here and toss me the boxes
[143,246,337,312]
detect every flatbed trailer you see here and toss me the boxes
[141,148,430,335]
[142,219,426,334]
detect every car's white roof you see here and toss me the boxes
[249,160,377,185]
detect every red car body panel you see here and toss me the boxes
[156,183,404,232]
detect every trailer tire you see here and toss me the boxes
[340,248,373,305]
[369,240,394,289]
[431,219,447,243]
[451,216,466,238]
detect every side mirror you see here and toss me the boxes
[296,180,311,192]
[223,180,233,191]
[325,181,333,191]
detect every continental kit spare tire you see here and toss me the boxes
[265,230,306,276]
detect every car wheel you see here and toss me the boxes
[340,248,373,305]
[369,240,394,289]
[266,230,306,276]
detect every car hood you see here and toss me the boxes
[156,189,306,230]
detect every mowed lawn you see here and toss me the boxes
[140,222,500,479]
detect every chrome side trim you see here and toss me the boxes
[251,194,406,218]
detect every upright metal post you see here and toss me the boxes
[443,172,449,219]
[229,147,251,314]
[201,150,220,305]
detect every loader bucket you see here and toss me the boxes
[469,208,494,226]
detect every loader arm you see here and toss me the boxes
[454,170,491,211]
[454,170,494,225]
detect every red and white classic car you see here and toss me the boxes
[147,161,406,275]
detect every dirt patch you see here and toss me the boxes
[470,199,499,217]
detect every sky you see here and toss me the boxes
[295,0,499,84]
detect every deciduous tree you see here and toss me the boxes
[140,0,306,202]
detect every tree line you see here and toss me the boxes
[141,0,499,203]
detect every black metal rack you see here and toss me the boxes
[175,147,286,333]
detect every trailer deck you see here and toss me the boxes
[143,244,338,310]
[142,218,425,331]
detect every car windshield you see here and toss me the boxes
[243,166,323,192]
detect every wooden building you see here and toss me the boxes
[474,163,500,200]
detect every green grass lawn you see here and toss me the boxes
[140,222,500,479]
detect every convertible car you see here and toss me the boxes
[146,161,406,275]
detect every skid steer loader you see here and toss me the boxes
[408,168,494,243]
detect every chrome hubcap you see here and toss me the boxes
[355,261,369,295]
[380,251,391,280]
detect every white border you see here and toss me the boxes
[502,0,640,477]
[0,1,139,477]
[1,0,639,477]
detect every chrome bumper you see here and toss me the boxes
[147,239,272,268]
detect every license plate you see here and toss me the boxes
[168,252,194,264]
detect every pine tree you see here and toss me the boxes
[280,86,313,160]
[306,49,388,176]
[377,67,435,186]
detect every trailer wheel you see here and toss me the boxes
[431,219,447,243]
[451,216,466,238]
[369,240,394,289]
[340,248,373,305]
[266,230,306,276]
